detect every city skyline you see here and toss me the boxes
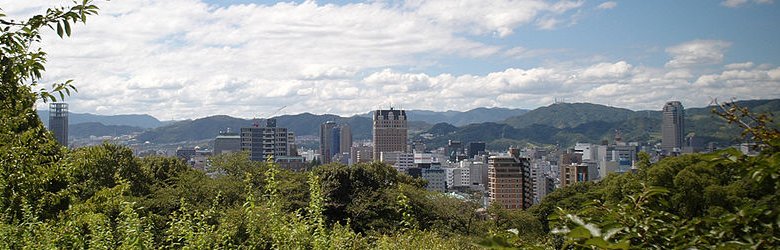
[4,0,780,119]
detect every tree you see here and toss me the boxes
[314,162,422,233]
[0,0,101,223]
[546,101,780,249]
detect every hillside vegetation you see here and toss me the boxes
[418,100,780,150]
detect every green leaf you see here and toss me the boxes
[56,21,63,38]
[64,20,71,36]
[585,238,611,248]
[568,226,592,239]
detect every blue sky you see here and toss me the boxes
[4,0,780,119]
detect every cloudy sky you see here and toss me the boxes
[4,0,780,119]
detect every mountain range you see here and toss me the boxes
[358,108,528,126]
[37,99,780,149]
[37,110,164,129]
[424,99,780,150]
[122,108,529,143]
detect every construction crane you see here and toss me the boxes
[253,105,287,127]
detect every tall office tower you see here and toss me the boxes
[661,101,685,153]
[241,118,291,162]
[467,142,486,159]
[339,124,352,154]
[445,140,464,162]
[48,102,68,146]
[320,121,337,164]
[331,126,341,156]
[488,147,533,210]
[372,108,407,161]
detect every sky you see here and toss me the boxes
[3,0,780,119]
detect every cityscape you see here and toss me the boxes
[42,99,769,210]
[3,0,780,249]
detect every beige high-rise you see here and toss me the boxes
[373,108,407,161]
[488,147,533,210]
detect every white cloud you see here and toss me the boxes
[405,0,584,36]
[504,46,568,59]
[723,0,750,7]
[724,62,755,70]
[536,17,561,30]
[580,61,632,79]
[597,1,617,10]
[3,1,778,118]
[665,40,732,68]
[720,0,774,8]
[722,0,773,7]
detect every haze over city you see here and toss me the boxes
[4,0,780,119]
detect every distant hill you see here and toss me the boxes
[419,99,780,150]
[405,108,528,126]
[503,103,641,129]
[135,115,249,143]
[357,108,528,126]
[135,112,438,144]
[70,122,144,138]
[134,114,376,144]
[37,110,163,129]
[133,99,780,146]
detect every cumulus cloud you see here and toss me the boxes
[406,0,584,36]
[665,40,732,68]
[3,1,779,118]
[597,1,617,9]
[580,61,632,79]
[722,0,774,8]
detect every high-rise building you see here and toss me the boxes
[320,122,351,164]
[468,142,486,159]
[488,147,533,210]
[241,118,292,161]
[48,102,68,146]
[331,126,341,156]
[445,140,464,162]
[214,130,241,155]
[320,121,337,164]
[662,101,685,153]
[373,108,407,160]
[241,119,305,170]
[339,124,352,154]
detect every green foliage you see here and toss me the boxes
[0,0,101,223]
[541,101,780,249]
[67,143,150,199]
[5,1,777,248]
[314,162,415,233]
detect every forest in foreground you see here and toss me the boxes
[1,1,778,249]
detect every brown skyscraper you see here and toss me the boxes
[320,121,337,164]
[339,124,352,154]
[488,147,533,210]
[661,101,684,153]
[373,108,407,161]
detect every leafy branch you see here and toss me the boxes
[1,0,100,103]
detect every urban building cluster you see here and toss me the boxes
[43,101,759,210]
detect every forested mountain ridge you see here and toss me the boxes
[36,110,164,129]
[134,99,780,146]
[418,99,780,149]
